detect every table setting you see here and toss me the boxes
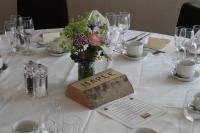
[1,10,200,133]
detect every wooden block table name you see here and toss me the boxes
[66,69,134,109]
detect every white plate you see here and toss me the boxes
[122,51,148,61]
[171,69,200,82]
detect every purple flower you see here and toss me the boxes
[100,35,111,44]
[73,34,89,45]
[95,21,101,27]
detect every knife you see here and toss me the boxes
[135,33,151,41]
[144,47,166,53]
[126,32,146,42]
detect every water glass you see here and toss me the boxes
[184,89,200,133]
[20,17,35,56]
[62,115,82,133]
[117,13,130,49]
[38,101,62,133]
[4,20,17,55]
[174,26,185,62]
[105,12,120,50]
[184,28,195,61]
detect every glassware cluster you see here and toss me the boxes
[174,25,200,63]
[24,60,48,98]
[105,12,130,50]
[4,15,35,56]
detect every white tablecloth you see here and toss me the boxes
[0,29,199,133]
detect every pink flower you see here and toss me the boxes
[88,34,102,46]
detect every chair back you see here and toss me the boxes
[177,1,200,28]
[17,0,69,29]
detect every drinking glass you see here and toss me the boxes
[174,26,185,61]
[119,12,130,29]
[37,101,62,133]
[193,25,200,63]
[178,28,194,60]
[105,12,119,51]
[4,20,17,55]
[62,115,82,133]
[184,28,195,61]
[117,14,129,49]
[184,89,200,133]
[193,25,200,35]
[20,17,35,56]
[10,15,25,50]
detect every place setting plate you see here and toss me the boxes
[121,51,148,61]
[47,47,66,57]
[171,69,200,82]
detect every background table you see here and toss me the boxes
[0,29,198,133]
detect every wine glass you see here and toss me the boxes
[184,89,200,133]
[4,20,17,55]
[119,12,130,29]
[20,17,35,56]
[117,14,129,49]
[10,15,25,50]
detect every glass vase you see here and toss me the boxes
[78,61,95,80]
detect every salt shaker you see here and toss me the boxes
[33,64,48,98]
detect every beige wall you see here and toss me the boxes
[0,0,189,35]
[68,0,189,35]
[0,0,16,33]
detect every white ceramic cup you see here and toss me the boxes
[176,60,195,78]
[135,128,157,133]
[127,41,143,57]
[12,120,38,133]
[49,38,63,53]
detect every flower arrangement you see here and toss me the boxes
[60,10,110,63]
[60,10,110,79]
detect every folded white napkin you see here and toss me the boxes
[42,32,60,42]
[145,37,170,49]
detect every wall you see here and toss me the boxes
[68,0,189,35]
[0,0,17,33]
[0,0,189,35]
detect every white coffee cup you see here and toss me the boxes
[176,60,195,78]
[12,120,38,133]
[49,38,64,53]
[127,41,143,57]
[135,128,157,133]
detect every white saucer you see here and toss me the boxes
[188,48,200,55]
[171,69,200,82]
[122,51,148,61]
[47,47,65,57]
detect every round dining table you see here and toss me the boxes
[0,29,199,133]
